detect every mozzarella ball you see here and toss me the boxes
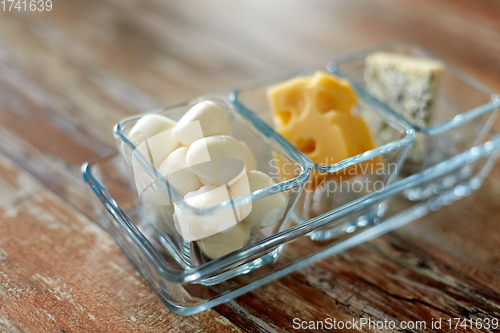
[127,114,179,168]
[196,221,251,260]
[228,171,252,220]
[173,101,229,145]
[158,147,202,198]
[174,185,241,241]
[186,135,257,186]
[230,170,289,229]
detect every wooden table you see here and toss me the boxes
[1,0,500,331]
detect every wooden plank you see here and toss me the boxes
[0,151,243,332]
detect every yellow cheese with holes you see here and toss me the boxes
[268,71,378,183]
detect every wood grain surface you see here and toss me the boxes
[1,0,500,332]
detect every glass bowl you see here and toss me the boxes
[328,40,500,201]
[113,94,309,281]
[230,69,415,240]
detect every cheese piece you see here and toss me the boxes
[158,147,202,197]
[186,135,257,186]
[127,114,180,168]
[128,114,177,147]
[267,71,377,183]
[364,52,443,164]
[174,185,240,241]
[173,101,229,145]
[196,221,251,260]
[230,170,289,229]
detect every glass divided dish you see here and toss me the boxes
[328,40,500,201]
[82,43,500,315]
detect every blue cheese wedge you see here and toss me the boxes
[364,52,443,164]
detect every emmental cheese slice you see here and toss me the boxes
[268,72,378,182]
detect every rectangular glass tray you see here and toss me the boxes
[83,129,500,315]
